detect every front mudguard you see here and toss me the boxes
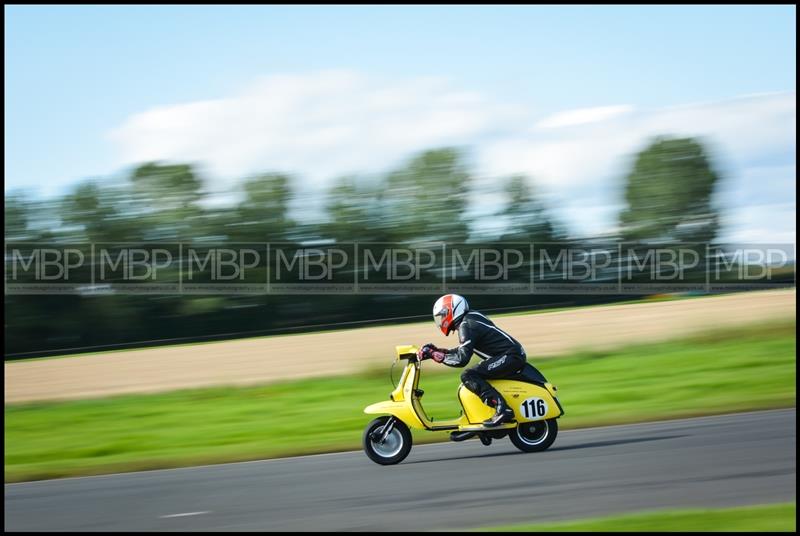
[364,400,425,430]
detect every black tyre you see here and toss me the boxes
[509,418,558,453]
[363,416,412,465]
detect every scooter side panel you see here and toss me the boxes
[494,380,563,422]
[458,386,497,424]
[458,382,563,424]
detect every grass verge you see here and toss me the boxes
[480,502,796,532]
[5,320,795,483]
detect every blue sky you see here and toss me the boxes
[4,5,796,241]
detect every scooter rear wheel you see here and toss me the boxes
[509,418,558,452]
[363,416,413,465]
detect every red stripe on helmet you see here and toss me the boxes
[441,294,454,335]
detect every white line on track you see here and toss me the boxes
[159,511,210,518]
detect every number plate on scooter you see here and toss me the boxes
[520,397,548,420]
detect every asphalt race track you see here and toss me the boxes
[5,409,796,532]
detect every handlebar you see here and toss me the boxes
[395,344,439,363]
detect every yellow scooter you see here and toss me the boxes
[363,344,564,465]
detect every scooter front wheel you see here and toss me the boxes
[509,418,558,452]
[363,416,412,465]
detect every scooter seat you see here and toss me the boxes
[507,362,548,386]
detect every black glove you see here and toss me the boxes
[417,343,436,360]
[417,343,447,362]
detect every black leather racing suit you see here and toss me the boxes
[441,311,527,405]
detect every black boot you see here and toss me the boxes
[483,396,515,427]
[450,431,476,442]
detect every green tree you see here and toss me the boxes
[231,173,294,242]
[131,162,203,209]
[500,175,560,242]
[322,176,390,242]
[5,192,32,241]
[129,162,206,240]
[619,137,721,243]
[60,182,121,241]
[383,147,472,243]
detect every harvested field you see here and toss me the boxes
[4,289,795,403]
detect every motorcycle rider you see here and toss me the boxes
[418,294,526,427]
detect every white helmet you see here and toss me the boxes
[432,294,469,336]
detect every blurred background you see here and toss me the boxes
[4,6,796,358]
[3,7,797,532]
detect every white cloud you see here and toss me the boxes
[535,105,633,128]
[722,201,797,246]
[108,70,526,191]
[478,92,795,241]
[108,72,795,243]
